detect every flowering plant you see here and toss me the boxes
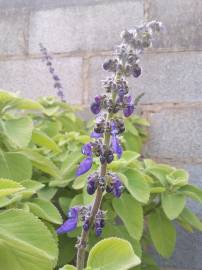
[0,20,201,270]
[58,21,165,270]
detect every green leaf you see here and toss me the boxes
[87,237,141,270]
[21,149,60,177]
[27,198,62,224]
[179,184,202,203]
[15,98,43,111]
[150,187,166,193]
[59,197,72,215]
[131,116,150,126]
[38,187,57,200]
[102,224,142,257]
[0,209,58,270]
[58,235,76,267]
[72,173,90,190]
[61,151,83,178]
[0,150,32,181]
[161,192,186,220]
[166,169,189,187]
[59,265,76,270]
[124,132,142,153]
[112,193,143,240]
[179,208,202,231]
[125,121,139,136]
[32,130,60,152]
[20,180,45,199]
[124,169,150,203]
[70,194,83,208]
[1,117,33,148]
[148,209,176,258]
[148,165,174,186]
[0,178,24,197]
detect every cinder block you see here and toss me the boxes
[87,51,202,103]
[0,56,83,104]
[154,225,202,270]
[0,9,29,56]
[144,106,202,160]
[147,0,202,50]
[0,0,137,10]
[29,1,144,53]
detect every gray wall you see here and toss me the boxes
[0,0,202,269]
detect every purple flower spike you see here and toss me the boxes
[57,207,79,234]
[90,131,103,139]
[112,135,123,159]
[82,143,92,156]
[76,157,93,176]
[123,104,134,117]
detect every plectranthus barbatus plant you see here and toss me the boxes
[56,20,163,270]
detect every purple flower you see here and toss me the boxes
[113,179,123,198]
[76,157,93,176]
[123,104,134,117]
[111,121,122,159]
[112,135,123,159]
[57,207,79,234]
[82,143,92,156]
[123,96,134,117]
[91,102,101,114]
[90,96,102,114]
[90,131,103,139]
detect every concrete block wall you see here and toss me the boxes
[0,0,201,269]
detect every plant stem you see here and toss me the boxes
[76,126,111,270]
[76,75,118,270]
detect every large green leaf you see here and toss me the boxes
[161,192,186,220]
[21,149,60,177]
[148,209,176,258]
[27,198,62,224]
[0,150,32,180]
[87,237,141,270]
[0,209,58,270]
[102,224,142,258]
[0,178,24,197]
[32,130,60,152]
[1,117,33,148]
[112,193,143,240]
[179,208,202,231]
[124,169,150,203]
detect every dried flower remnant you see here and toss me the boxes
[39,43,66,102]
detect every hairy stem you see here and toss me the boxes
[76,73,118,270]
[76,124,111,270]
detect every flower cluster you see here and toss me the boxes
[57,206,106,237]
[39,43,65,102]
[57,20,163,239]
[87,171,123,197]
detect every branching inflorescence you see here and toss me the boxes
[56,20,163,270]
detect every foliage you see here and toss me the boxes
[0,90,201,270]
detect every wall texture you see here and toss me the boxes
[0,0,201,269]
